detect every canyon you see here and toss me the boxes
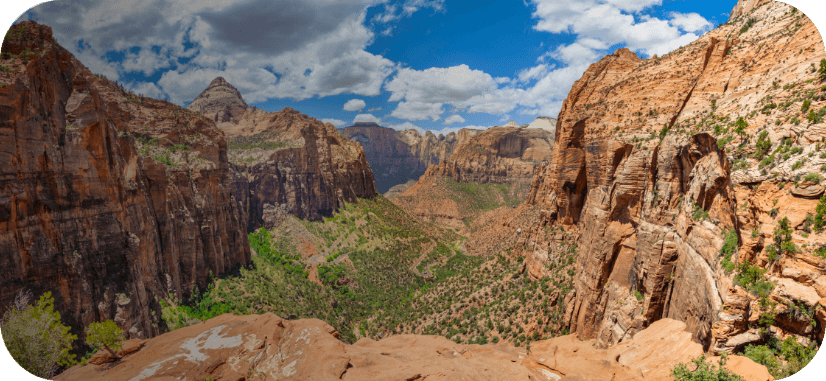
[2,0,825,380]
[338,122,479,194]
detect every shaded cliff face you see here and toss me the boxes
[0,22,250,341]
[392,126,554,230]
[338,122,479,194]
[520,0,826,353]
[186,89,378,229]
[54,313,771,381]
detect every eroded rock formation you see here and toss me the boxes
[0,22,250,341]
[392,125,555,230]
[519,0,826,353]
[54,314,771,381]
[186,80,377,230]
[338,122,480,194]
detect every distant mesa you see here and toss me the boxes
[504,120,518,127]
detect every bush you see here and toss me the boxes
[672,354,744,381]
[720,229,738,274]
[85,320,124,357]
[804,173,822,183]
[816,194,826,231]
[0,290,78,378]
[634,289,644,301]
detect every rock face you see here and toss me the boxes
[0,22,250,342]
[186,80,377,229]
[186,77,249,124]
[54,314,771,381]
[391,126,555,230]
[519,0,826,353]
[338,122,480,193]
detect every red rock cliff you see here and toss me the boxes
[0,22,250,341]
[521,0,826,352]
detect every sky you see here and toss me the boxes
[0,0,820,137]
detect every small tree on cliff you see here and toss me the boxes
[0,290,78,378]
[818,59,826,81]
[814,194,826,232]
[85,320,124,358]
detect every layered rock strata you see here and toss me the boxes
[338,122,480,193]
[187,80,377,230]
[0,22,250,341]
[54,314,771,381]
[519,0,826,353]
[392,126,554,229]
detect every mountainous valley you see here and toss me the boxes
[2,0,825,380]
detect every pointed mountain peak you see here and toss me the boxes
[186,77,249,124]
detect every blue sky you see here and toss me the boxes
[0,0,811,134]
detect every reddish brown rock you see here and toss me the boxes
[186,80,377,229]
[54,314,770,381]
[392,126,554,230]
[0,22,250,343]
[519,0,826,353]
[339,122,480,194]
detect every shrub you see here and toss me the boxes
[0,290,78,378]
[672,354,744,381]
[634,290,644,301]
[803,173,822,183]
[85,320,124,357]
[815,194,826,231]
[720,229,738,274]
[739,18,755,34]
[801,99,811,113]
[819,58,826,81]
[753,131,771,160]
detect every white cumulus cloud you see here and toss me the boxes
[442,115,465,125]
[322,118,347,127]
[354,113,382,124]
[343,99,367,111]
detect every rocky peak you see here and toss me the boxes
[186,76,249,124]
[730,0,769,21]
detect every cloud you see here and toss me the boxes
[368,107,382,112]
[373,0,445,23]
[390,101,444,121]
[22,0,400,105]
[343,99,367,111]
[442,114,465,125]
[387,122,489,136]
[669,12,713,33]
[322,118,347,127]
[529,0,708,57]
[354,113,382,124]
[385,64,500,120]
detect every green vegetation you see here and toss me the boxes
[692,205,709,221]
[671,354,743,381]
[445,178,524,213]
[804,173,822,183]
[818,58,826,81]
[766,217,796,262]
[814,194,826,231]
[84,320,124,358]
[0,290,78,378]
[753,131,771,160]
[720,229,738,274]
[739,18,756,34]
[743,337,819,378]
[227,131,297,151]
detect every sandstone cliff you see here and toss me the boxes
[392,125,555,230]
[186,80,377,230]
[54,313,771,381]
[338,122,480,194]
[518,0,826,354]
[0,22,250,341]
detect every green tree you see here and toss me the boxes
[672,354,744,381]
[814,194,826,232]
[85,320,124,358]
[0,290,78,378]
